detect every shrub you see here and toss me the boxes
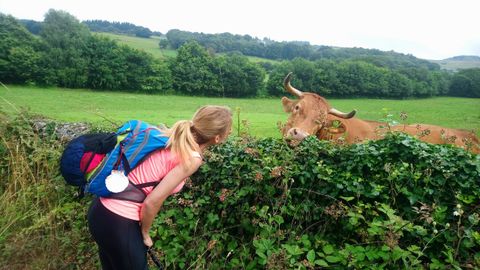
[1,112,478,269]
[156,135,480,269]
[0,112,97,269]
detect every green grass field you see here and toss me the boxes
[1,85,479,137]
[95,32,177,59]
[95,32,279,64]
[430,59,480,71]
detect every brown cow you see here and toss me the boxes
[391,124,480,153]
[281,72,480,154]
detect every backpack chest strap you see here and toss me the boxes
[133,181,159,189]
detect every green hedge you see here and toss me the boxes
[0,114,479,269]
[156,135,480,269]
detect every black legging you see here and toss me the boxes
[87,198,148,270]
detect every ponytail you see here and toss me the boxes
[163,120,198,166]
[161,105,232,167]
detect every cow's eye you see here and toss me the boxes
[294,105,300,111]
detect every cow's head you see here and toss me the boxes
[281,72,356,140]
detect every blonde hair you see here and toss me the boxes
[162,105,232,166]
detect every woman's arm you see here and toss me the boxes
[140,157,202,247]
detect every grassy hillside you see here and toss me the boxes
[1,85,479,137]
[430,56,480,71]
[95,32,177,59]
[97,32,480,71]
[95,32,280,64]
[431,60,480,71]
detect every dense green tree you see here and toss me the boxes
[0,14,42,84]
[84,35,124,90]
[2,12,171,92]
[287,58,318,91]
[6,46,42,83]
[215,53,265,97]
[19,19,42,35]
[266,62,295,96]
[84,35,171,93]
[265,58,448,98]
[164,29,442,73]
[83,20,153,38]
[120,45,170,92]
[171,41,222,96]
[386,72,414,97]
[40,9,91,88]
[158,39,169,49]
[450,75,473,97]
[313,60,341,96]
[143,59,173,94]
[257,61,275,72]
[0,12,467,99]
[335,61,393,97]
[134,27,153,38]
[166,29,194,49]
[266,59,336,96]
[431,71,451,96]
[449,68,480,97]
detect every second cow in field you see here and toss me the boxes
[281,72,479,154]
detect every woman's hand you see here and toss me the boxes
[143,232,153,248]
[140,157,203,249]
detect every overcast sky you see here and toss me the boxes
[1,0,479,60]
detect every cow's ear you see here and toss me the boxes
[281,97,295,112]
[325,120,346,134]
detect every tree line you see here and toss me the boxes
[19,18,161,38]
[266,59,451,98]
[1,11,170,92]
[82,20,161,38]
[1,11,479,98]
[164,29,438,71]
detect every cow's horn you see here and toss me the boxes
[283,72,303,98]
[328,108,357,119]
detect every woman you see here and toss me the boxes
[87,105,232,270]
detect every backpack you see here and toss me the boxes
[60,120,169,202]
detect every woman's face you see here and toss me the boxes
[216,127,232,144]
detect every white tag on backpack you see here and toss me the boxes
[105,170,129,193]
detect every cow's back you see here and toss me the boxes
[392,124,479,153]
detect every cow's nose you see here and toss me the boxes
[287,128,309,140]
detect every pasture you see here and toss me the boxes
[94,33,480,71]
[95,32,177,59]
[1,85,479,137]
[95,32,280,64]
[430,59,480,71]
[1,85,480,268]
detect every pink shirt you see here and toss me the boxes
[100,149,198,221]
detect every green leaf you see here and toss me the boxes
[227,240,238,251]
[273,215,284,225]
[283,244,303,256]
[316,251,325,258]
[392,246,405,261]
[340,196,355,201]
[325,255,341,263]
[206,213,219,224]
[322,244,334,255]
[315,259,329,267]
[468,213,479,225]
[429,258,445,270]
[307,249,315,262]
[255,250,267,259]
